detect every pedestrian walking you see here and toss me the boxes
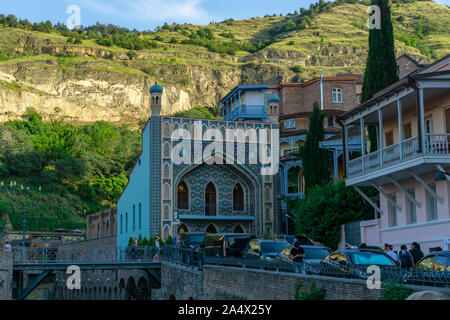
[409,242,424,266]
[385,244,398,262]
[398,245,413,270]
[154,235,161,261]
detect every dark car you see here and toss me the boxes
[277,245,331,264]
[180,232,207,250]
[202,233,255,258]
[406,251,450,287]
[242,239,291,261]
[320,249,398,279]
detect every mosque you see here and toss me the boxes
[117,83,281,247]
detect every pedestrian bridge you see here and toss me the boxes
[12,246,160,300]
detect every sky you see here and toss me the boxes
[1,0,449,31]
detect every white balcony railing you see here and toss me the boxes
[346,135,434,179]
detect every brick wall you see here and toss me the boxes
[0,251,12,300]
[155,262,449,300]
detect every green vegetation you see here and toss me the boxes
[171,106,220,120]
[294,182,376,249]
[299,102,330,192]
[0,108,141,231]
[380,280,413,300]
[362,0,399,152]
[294,280,326,300]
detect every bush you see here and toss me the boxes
[294,182,376,249]
[292,65,303,73]
[294,280,326,300]
[380,280,413,300]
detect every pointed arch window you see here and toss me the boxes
[233,183,244,211]
[205,182,217,216]
[177,181,189,210]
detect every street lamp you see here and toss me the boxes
[22,209,27,247]
[434,171,450,182]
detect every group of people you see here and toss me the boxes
[383,242,424,269]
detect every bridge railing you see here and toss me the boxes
[202,256,449,288]
[163,245,204,269]
[12,246,157,265]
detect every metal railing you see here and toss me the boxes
[12,246,158,265]
[163,247,449,287]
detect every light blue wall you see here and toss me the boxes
[117,122,151,248]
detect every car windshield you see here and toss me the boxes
[261,241,290,253]
[347,251,396,266]
[304,248,330,260]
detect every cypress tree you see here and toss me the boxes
[362,0,399,152]
[300,102,331,192]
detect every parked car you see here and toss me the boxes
[201,233,255,258]
[277,245,331,265]
[242,239,291,261]
[180,232,207,250]
[406,251,450,287]
[320,249,398,279]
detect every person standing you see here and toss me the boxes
[132,236,138,260]
[386,244,398,262]
[398,245,413,269]
[409,242,424,266]
[3,241,11,252]
[290,242,305,273]
[154,235,161,261]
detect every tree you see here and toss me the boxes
[361,0,399,152]
[294,182,376,249]
[299,102,330,192]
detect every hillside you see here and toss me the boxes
[0,1,448,125]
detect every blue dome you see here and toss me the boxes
[268,94,280,103]
[150,82,163,94]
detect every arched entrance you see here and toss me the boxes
[233,224,244,233]
[205,224,218,234]
[125,277,136,300]
[205,182,216,216]
[137,277,150,300]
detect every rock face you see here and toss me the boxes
[0,54,288,123]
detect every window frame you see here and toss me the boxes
[332,88,343,104]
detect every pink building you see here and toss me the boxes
[340,55,450,254]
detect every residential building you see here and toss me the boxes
[340,55,450,253]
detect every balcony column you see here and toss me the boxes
[418,88,426,153]
[344,124,349,176]
[397,98,403,160]
[360,117,365,174]
[378,108,384,167]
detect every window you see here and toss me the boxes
[389,194,397,227]
[332,88,342,103]
[327,117,335,128]
[120,215,123,234]
[385,130,394,147]
[205,182,217,216]
[284,119,296,129]
[425,116,433,134]
[416,256,435,271]
[446,109,450,134]
[138,203,142,230]
[403,123,412,140]
[427,184,438,221]
[132,205,136,231]
[125,212,128,233]
[406,189,417,224]
[434,255,448,272]
[233,183,244,211]
[177,181,189,210]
